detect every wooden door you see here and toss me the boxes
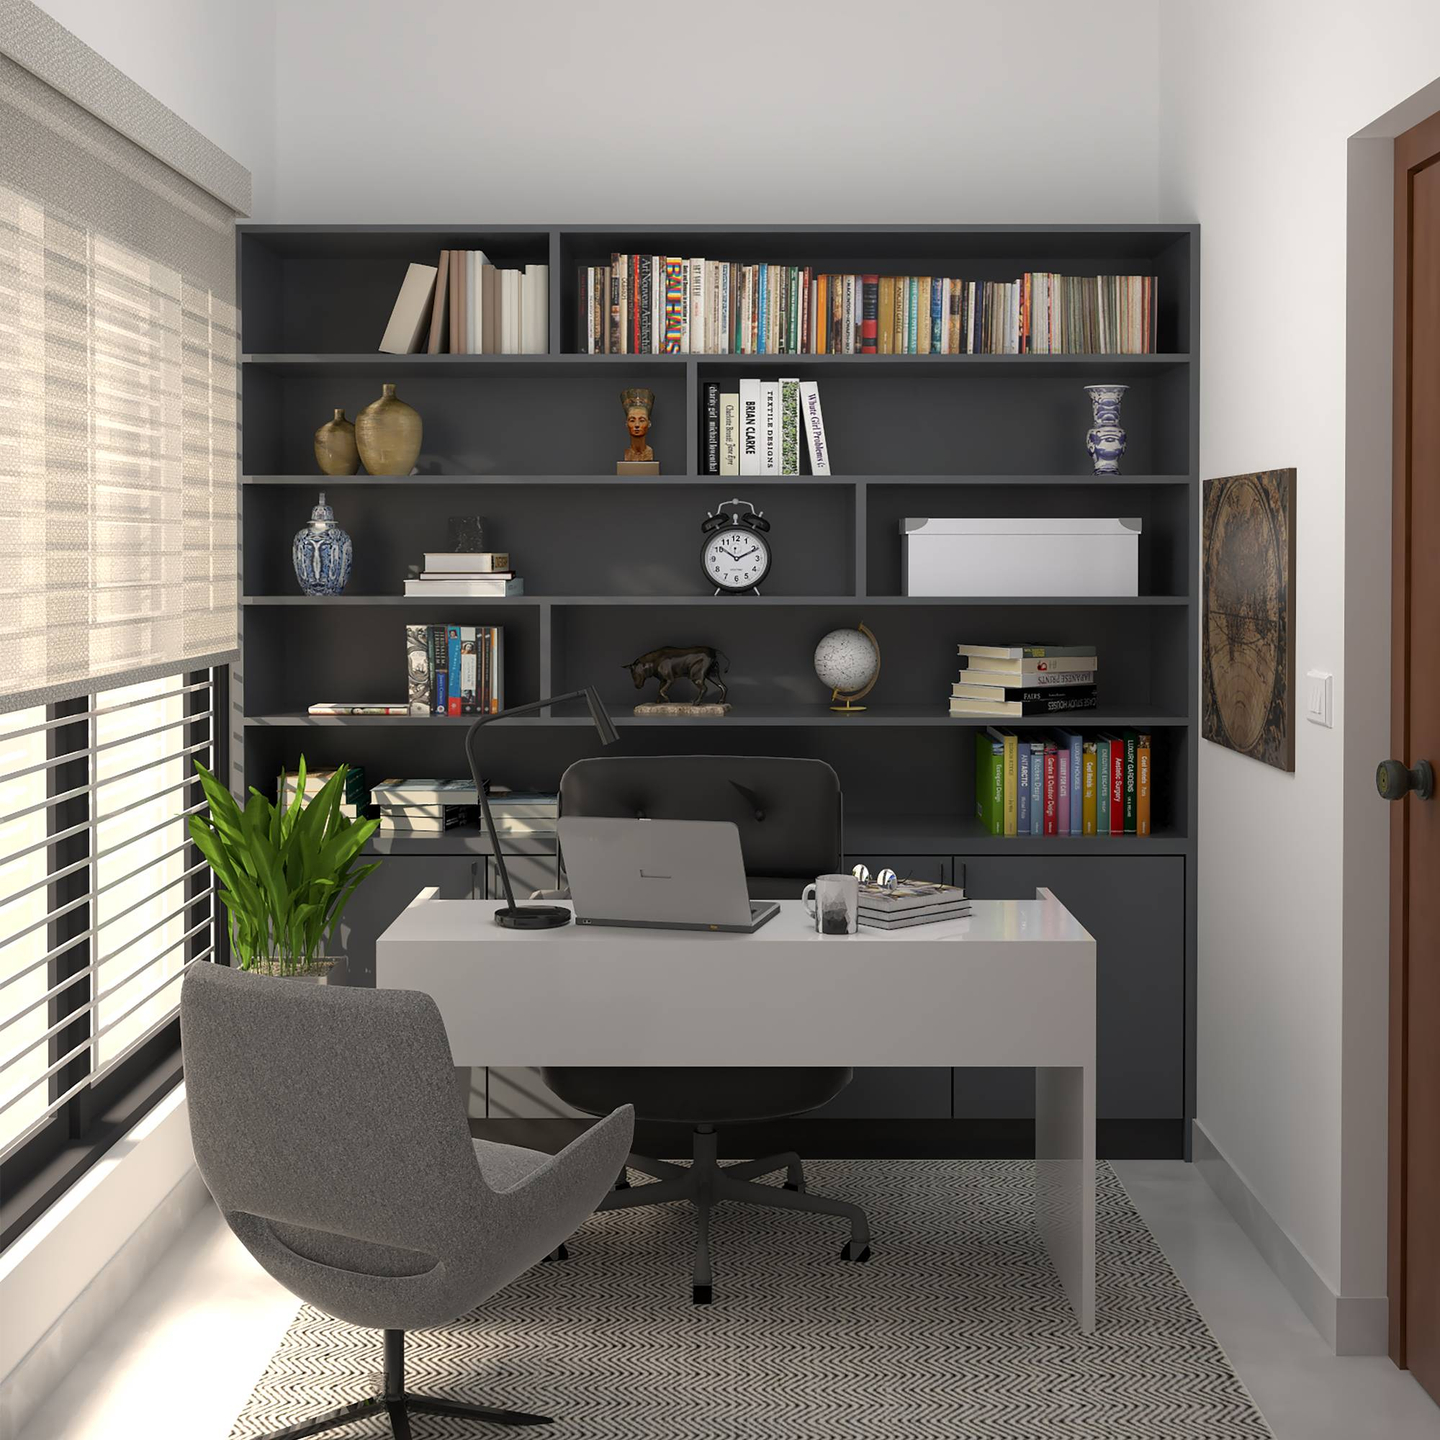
[1390,108,1440,1395]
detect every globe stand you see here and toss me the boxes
[817,621,881,716]
[829,691,868,714]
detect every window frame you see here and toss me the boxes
[0,667,226,1251]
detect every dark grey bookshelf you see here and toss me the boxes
[236,222,1199,1158]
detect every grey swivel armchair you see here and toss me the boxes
[181,962,633,1437]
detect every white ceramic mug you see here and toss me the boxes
[802,873,860,935]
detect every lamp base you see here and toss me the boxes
[494,905,572,930]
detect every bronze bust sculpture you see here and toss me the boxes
[621,387,655,463]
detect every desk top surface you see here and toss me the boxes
[379,894,1092,949]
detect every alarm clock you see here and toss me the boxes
[700,498,772,595]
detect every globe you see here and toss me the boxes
[814,627,880,703]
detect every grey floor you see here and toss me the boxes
[14,1160,1440,1440]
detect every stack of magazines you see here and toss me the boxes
[857,879,971,931]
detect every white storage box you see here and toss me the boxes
[900,516,1141,597]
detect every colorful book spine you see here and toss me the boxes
[930,277,945,353]
[1029,743,1044,835]
[779,377,800,476]
[1083,739,1098,834]
[638,258,653,354]
[756,264,768,354]
[990,726,1018,837]
[1054,729,1084,834]
[460,625,478,714]
[1123,730,1138,835]
[405,625,428,715]
[1043,745,1058,835]
[428,623,448,715]
[860,274,878,353]
[446,625,462,716]
[1137,733,1152,835]
[1055,746,1070,835]
[975,731,1005,836]
[1016,742,1031,834]
[1108,735,1125,835]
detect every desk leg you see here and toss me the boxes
[1035,1064,1095,1333]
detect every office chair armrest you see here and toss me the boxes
[528,887,571,901]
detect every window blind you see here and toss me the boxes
[0,52,239,711]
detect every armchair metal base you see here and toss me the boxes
[250,1328,551,1438]
[588,1125,871,1304]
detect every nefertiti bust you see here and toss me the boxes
[620,387,655,463]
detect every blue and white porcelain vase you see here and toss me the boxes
[1084,384,1129,475]
[292,491,352,596]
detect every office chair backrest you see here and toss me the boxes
[181,963,494,1325]
[558,755,841,887]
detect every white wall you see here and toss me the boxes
[33,0,275,214]
[1159,0,1440,1348]
[269,0,1161,224]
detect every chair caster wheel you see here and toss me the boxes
[692,1284,712,1305]
[841,1242,871,1263]
[783,1180,804,1192]
[542,1243,568,1263]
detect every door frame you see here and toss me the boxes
[1388,106,1440,1371]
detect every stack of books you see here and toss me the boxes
[948,643,1098,718]
[483,791,559,846]
[379,254,549,355]
[371,778,477,837]
[278,766,370,820]
[702,378,829,476]
[577,259,1157,355]
[976,729,1154,837]
[403,550,523,598]
[405,624,506,716]
[857,878,971,930]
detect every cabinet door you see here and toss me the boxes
[335,855,477,988]
[954,855,1184,1120]
[818,855,952,1118]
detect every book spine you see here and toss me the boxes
[405,625,429,715]
[814,274,827,354]
[1082,740,1098,834]
[662,257,684,352]
[1069,731,1083,833]
[689,257,705,354]
[930,276,944,352]
[609,256,624,355]
[1137,733,1152,835]
[1001,731,1018,836]
[579,266,591,353]
[639,256,653,354]
[876,275,893,355]
[756,264,768,354]
[446,625,462,716]
[1124,730,1138,834]
[760,380,779,476]
[799,381,830,475]
[428,624,448,715]
[460,625,477,714]
[1110,736,1126,834]
[719,391,740,475]
[1016,746,1031,834]
[1029,746,1044,835]
[780,377,800,476]
[841,274,854,355]
[1056,747,1070,835]
[703,381,721,475]
[739,379,761,476]
[975,732,1004,835]
[1043,748,1058,835]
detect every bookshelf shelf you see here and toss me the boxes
[236,221,1199,1153]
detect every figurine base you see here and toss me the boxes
[634,703,732,717]
[616,461,661,475]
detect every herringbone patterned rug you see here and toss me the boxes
[231,1161,1271,1439]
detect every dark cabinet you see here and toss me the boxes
[334,855,477,987]
[954,855,1185,1121]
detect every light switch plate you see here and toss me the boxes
[1306,669,1333,727]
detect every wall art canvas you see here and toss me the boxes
[1202,467,1297,771]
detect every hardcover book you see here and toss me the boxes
[405,624,429,715]
[739,379,761,476]
[779,377,800,476]
[760,380,780,476]
[799,381,830,475]
[719,391,740,475]
[379,262,437,355]
[703,381,721,474]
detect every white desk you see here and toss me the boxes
[377,889,1096,1330]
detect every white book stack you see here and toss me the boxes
[857,879,971,931]
[403,551,523,599]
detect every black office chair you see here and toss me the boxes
[540,754,871,1304]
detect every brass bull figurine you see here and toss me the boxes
[623,646,730,706]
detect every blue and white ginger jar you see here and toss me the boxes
[292,491,352,596]
[1084,384,1129,475]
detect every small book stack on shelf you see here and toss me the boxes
[379,254,549,355]
[976,728,1154,838]
[858,878,971,930]
[702,378,829,476]
[949,643,1098,718]
[405,624,506,717]
[578,258,1157,355]
[371,778,478,837]
[404,550,523,598]
[483,791,559,846]
[278,766,370,820]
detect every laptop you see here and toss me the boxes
[558,817,781,933]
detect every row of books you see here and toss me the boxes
[278,766,370,821]
[380,253,549,355]
[577,259,1159,355]
[405,624,506,716]
[402,549,524,599]
[976,728,1154,837]
[701,379,830,476]
[370,779,557,838]
[948,642,1098,718]
[857,878,971,931]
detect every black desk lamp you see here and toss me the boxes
[464,687,618,929]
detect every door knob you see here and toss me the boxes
[1376,758,1435,801]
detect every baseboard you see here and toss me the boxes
[1192,1120,1387,1355]
[472,1117,1183,1160]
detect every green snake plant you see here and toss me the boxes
[188,758,381,975]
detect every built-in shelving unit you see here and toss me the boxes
[236,222,1199,1155]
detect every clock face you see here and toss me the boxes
[702,527,770,592]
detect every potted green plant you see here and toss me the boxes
[188,758,380,978]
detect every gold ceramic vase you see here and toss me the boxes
[313,408,359,476]
[355,384,422,476]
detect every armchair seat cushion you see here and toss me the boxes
[472,1138,552,1192]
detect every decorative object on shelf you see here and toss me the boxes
[465,689,618,928]
[355,382,422,475]
[1202,467,1296,772]
[312,408,359,476]
[633,702,732,718]
[700,497,771,594]
[292,491,353,596]
[617,386,658,475]
[625,646,730,709]
[188,758,380,977]
[447,515,486,551]
[815,622,880,713]
[1083,384,1129,475]
[802,872,860,935]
